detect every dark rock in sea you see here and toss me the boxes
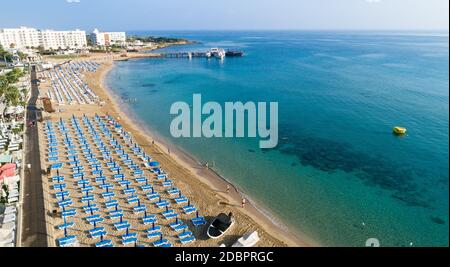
[248,149,256,153]
[430,217,446,225]
[275,126,434,209]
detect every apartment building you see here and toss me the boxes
[91,29,126,47]
[0,27,87,50]
[0,27,41,49]
[40,29,87,50]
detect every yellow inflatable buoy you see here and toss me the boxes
[393,126,407,135]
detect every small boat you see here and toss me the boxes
[232,231,260,247]
[393,126,407,135]
[207,48,226,59]
[207,213,235,239]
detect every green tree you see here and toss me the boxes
[0,45,13,62]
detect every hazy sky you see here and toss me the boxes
[0,0,448,31]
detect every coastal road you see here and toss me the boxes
[20,66,48,247]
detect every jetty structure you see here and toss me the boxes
[160,48,244,59]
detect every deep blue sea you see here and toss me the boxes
[107,31,449,246]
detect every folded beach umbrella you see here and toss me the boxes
[149,161,159,167]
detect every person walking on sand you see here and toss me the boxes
[241,198,246,208]
[226,184,230,194]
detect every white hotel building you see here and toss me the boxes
[0,26,87,50]
[40,29,87,50]
[0,27,41,49]
[91,29,126,47]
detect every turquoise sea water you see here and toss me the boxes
[107,31,449,246]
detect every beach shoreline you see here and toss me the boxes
[41,51,320,247]
[96,58,319,247]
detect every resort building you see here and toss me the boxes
[40,29,87,50]
[90,29,126,47]
[0,27,41,49]
[0,27,88,51]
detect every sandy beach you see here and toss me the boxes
[39,52,319,247]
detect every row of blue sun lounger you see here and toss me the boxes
[46,115,206,247]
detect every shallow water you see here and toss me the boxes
[107,31,449,246]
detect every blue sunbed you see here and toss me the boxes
[191,217,207,226]
[58,200,73,207]
[77,180,90,186]
[155,200,169,208]
[99,183,114,190]
[162,210,177,219]
[133,205,147,213]
[53,183,67,190]
[95,239,113,247]
[135,178,147,184]
[72,173,84,179]
[180,236,196,245]
[174,197,189,205]
[118,180,131,187]
[102,192,115,198]
[105,200,118,208]
[123,188,136,195]
[68,161,81,166]
[57,222,75,230]
[141,185,152,192]
[169,221,183,229]
[89,227,105,235]
[178,231,193,239]
[147,231,162,239]
[147,193,160,202]
[51,163,63,169]
[55,191,70,199]
[174,224,188,232]
[121,233,137,240]
[81,195,95,202]
[52,176,65,182]
[122,237,138,245]
[91,230,107,239]
[62,209,77,218]
[142,215,157,225]
[183,205,197,214]
[153,239,169,247]
[83,203,97,210]
[110,167,122,172]
[167,188,180,196]
[156,174,167,180]
[113,173,124,179]
[84,207,99,214]
[95,177,107,183]
[58,235,77,247]
[81,186,94,194]
[91,170,103,175]
[122,159,132,165]
[85,214,101,222]
[114,222,131,231]
[89,217,104,225]
[147,225,162,233]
